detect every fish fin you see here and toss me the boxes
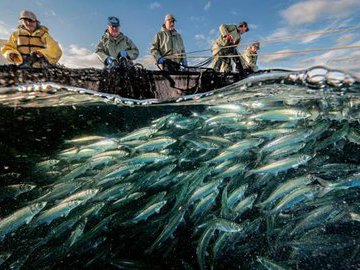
[318,186,332,197]
[244,170,254,179]
[315,177,333,197]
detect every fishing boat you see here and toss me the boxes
[0,60,244,101]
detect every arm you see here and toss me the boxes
[38,33,62,64]
[179,36,187,65]
[219,24,238,44]
[150,33,162,62]
[125,37,139,60]
[1,32,23,64]
[95,37,109,64]
[219,24,230,36]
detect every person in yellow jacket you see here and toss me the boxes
[1,10,62,66]
[150,14,187,72]
[241,41,260,74]
[212,21,249,72]
[95,16,139,68]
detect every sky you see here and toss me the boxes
[0,0,360,76]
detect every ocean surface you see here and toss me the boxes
[0,66,359,269]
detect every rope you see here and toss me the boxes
[165,25,360,58]
[167,45,360,59]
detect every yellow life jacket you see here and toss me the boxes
[16,27,47,58]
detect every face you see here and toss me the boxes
[250,46,259,53]
[238,24,249,34]
[108,25,120,37]
[165,19,175,31]
[22,18,37,32]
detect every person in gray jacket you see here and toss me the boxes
[241,41,260,75]
[212,21,249,72]
[150,14,187,71]
[96,16,139,68]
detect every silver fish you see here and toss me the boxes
[122,152,170,165]
[0,202,47,240]
[259,175,318,208]
[257,257,287,270]
[0,184,36,201]
[131,200,167,223]
[35,200,82,225]
[189,179,222,204]
[249,108,311,121]
[249,154,312,175]
[134,137,176,152]
[119,127,158,142]
[227,184,248,209]
[58,189,99,204]
[65,135,105,145]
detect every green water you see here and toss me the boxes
[0,67,359,269]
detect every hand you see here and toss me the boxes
[30,51,40,56]
[157,57,168,64]
[225,34,234,44]
[30,51,42,59]
[118,50,128,58]
[105,56,116,66]
[9,53,20,62]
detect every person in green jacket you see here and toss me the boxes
[212,21,249,73]
[96,16,139,68]
[150,14,187,72]
[241,41,260,75]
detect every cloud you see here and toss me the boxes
[261,49,298,63]
[209,28,216,35]
[334,33,355,47]
[0,21,11,39]
[204,1,211,11]
[248,24,258,31]
[44,10,57,17]
[261,40,360,69]
[136,54,157,70]
[296,40,360,77]
[281,0,360,25]
[150,2,161,9]
[60,44,159,70]
[263,18,357,46]
[194,34,206,41]
[59,44,102,68]
[192,29,218,53]
[190,16,204,22]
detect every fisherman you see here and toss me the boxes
[96,16,139,69]
[212,21,249,73]
[150,14,187,72]
[1,10,62,66]
[240,41,260,75]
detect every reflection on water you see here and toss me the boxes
[0,67,359,269]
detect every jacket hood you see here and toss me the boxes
[103,29,124,40]
[161,25,177,33]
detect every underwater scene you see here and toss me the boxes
[0,67,359,269]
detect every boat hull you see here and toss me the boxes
[0,65,242,100]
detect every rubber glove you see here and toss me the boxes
[158,57,167,64]
[225,34,234,43]
[105,56,116,65]
[118,50,128,58]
